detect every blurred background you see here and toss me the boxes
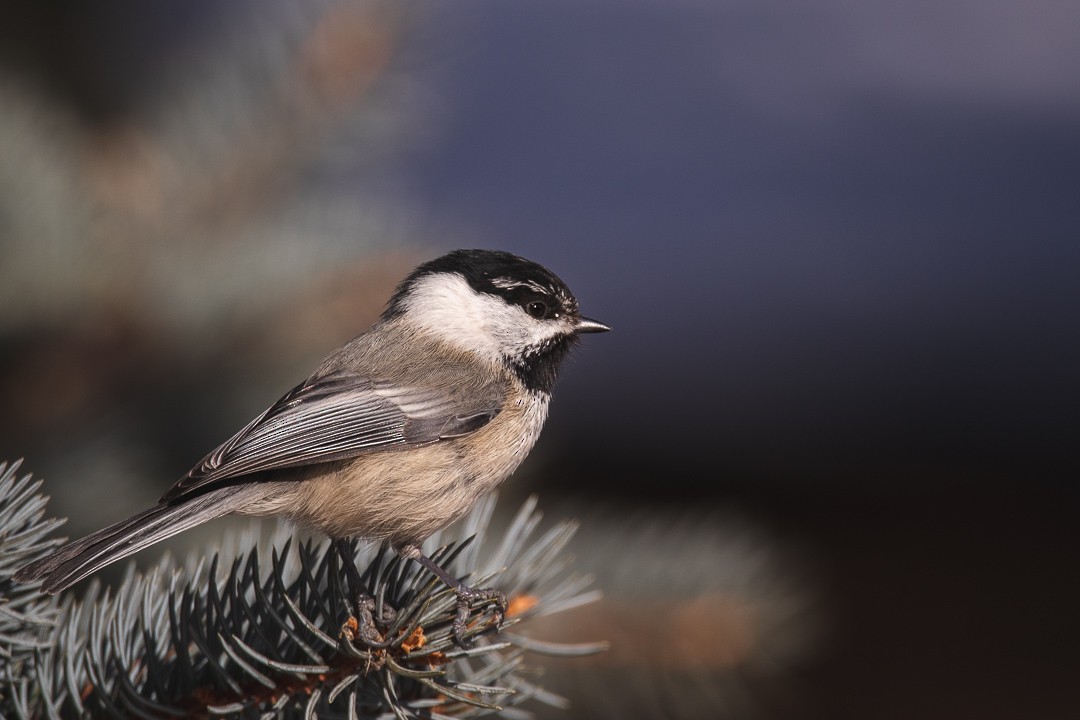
[1,1,1078,718]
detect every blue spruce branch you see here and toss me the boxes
[0,460,605,718]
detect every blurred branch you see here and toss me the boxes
[0,1,436,479]
[0,0,429,335]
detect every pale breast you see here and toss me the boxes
[278,389,550,545]
[458,388,550,488]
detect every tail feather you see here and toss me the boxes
[14,487,249,594]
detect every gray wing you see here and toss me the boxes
[161,371,503,502]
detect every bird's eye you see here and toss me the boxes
[526,300,548,319]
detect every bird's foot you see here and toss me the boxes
[352,594,398,648]
[397,543,506,647]
[451,584,506,647]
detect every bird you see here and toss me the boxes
[15,249,609,641]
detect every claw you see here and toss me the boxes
[397,543,506,647]
[450,585,506,646]
[353,594,398,648]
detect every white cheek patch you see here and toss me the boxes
[403,274,501,358]
[404,273,567,360]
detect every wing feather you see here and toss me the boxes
[161,370,503,502]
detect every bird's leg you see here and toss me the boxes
[398,544,506,646]
[336,539,397,648]
[351,595,394,648]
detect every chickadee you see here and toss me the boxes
[16,249,609,638]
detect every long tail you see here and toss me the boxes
[14,487,251,594]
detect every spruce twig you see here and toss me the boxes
[0,460,604,718]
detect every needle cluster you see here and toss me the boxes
[0,460,604,719]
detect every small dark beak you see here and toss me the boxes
[575,316,612,334]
